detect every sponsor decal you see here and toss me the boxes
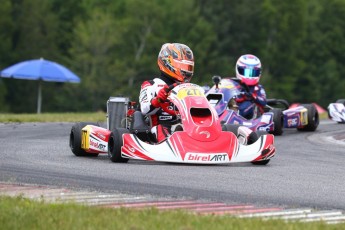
[185,153,229,162]
[139,89,148,102]
[287,118,298,126]
[90,139,106,151]
[258,126,269,131]
[125,144,135,153]
[261,114,272,123]
[96,132,106,140]
[159,115,173,120]
[177,87,203,99]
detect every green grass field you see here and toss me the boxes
[0,112,107,123]
[1,196,341,230]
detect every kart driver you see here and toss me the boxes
[234,54,267,119]
[139,43,194,143]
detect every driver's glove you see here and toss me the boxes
[151,85,169,108]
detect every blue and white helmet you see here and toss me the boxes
[235,54,262,86]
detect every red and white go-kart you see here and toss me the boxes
[69,83,276,165]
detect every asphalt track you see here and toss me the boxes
[0,120,344,211]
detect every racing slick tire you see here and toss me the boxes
[70,122,100,157]
[297,104,319,132]
[108,128,130,163]
[251,130,271,165]
[269,108,283,136]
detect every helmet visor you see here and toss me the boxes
[237,66,261,77]
[173,59,194,80]
[181,70,193,82]
[173,60,194,71]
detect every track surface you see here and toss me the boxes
[0,121,344,211]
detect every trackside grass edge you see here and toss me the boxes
[0,112,107,123]
[0,196,341,230]
[0,111,329,123]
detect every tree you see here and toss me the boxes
[257,0,308,102]
[69,8,122,111]
[0,0,12,112]
[303,0,345,107]
[2,0,62,113]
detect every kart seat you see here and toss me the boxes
[130,111,150,134]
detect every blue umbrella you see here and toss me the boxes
[0,58,80,113]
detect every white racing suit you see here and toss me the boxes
[139,77,177,142]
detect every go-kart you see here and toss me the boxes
[328,99,345,123]
[205,76,319,135]
[69,83,276,165]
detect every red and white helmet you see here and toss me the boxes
[157,43,194,83]
[235,54,262,86]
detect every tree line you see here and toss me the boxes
[0,0,344,113]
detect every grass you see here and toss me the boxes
[0,111,329,123]
[1,196,342,230]
[0,112,107,123]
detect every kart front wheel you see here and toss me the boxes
[108,128,130,163]
[70,122,100,157]
[297,104,319,132]
[252,159,270,165]
[269,108,283,136]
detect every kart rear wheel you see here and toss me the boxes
[108,128,130,163]
[269,108,283,136]
[297,104,319,131]
[70,122,100,157]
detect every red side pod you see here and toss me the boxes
[121,134,154,161]
[91,126,112,142]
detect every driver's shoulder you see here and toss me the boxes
[153,78,168,86]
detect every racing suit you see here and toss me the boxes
[235,83,267,119]
[139,75,177,142]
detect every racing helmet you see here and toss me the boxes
[157,43,194,83]
[235,54,262,86]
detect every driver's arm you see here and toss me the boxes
[252,86,267,107]
[139,80,160,116]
